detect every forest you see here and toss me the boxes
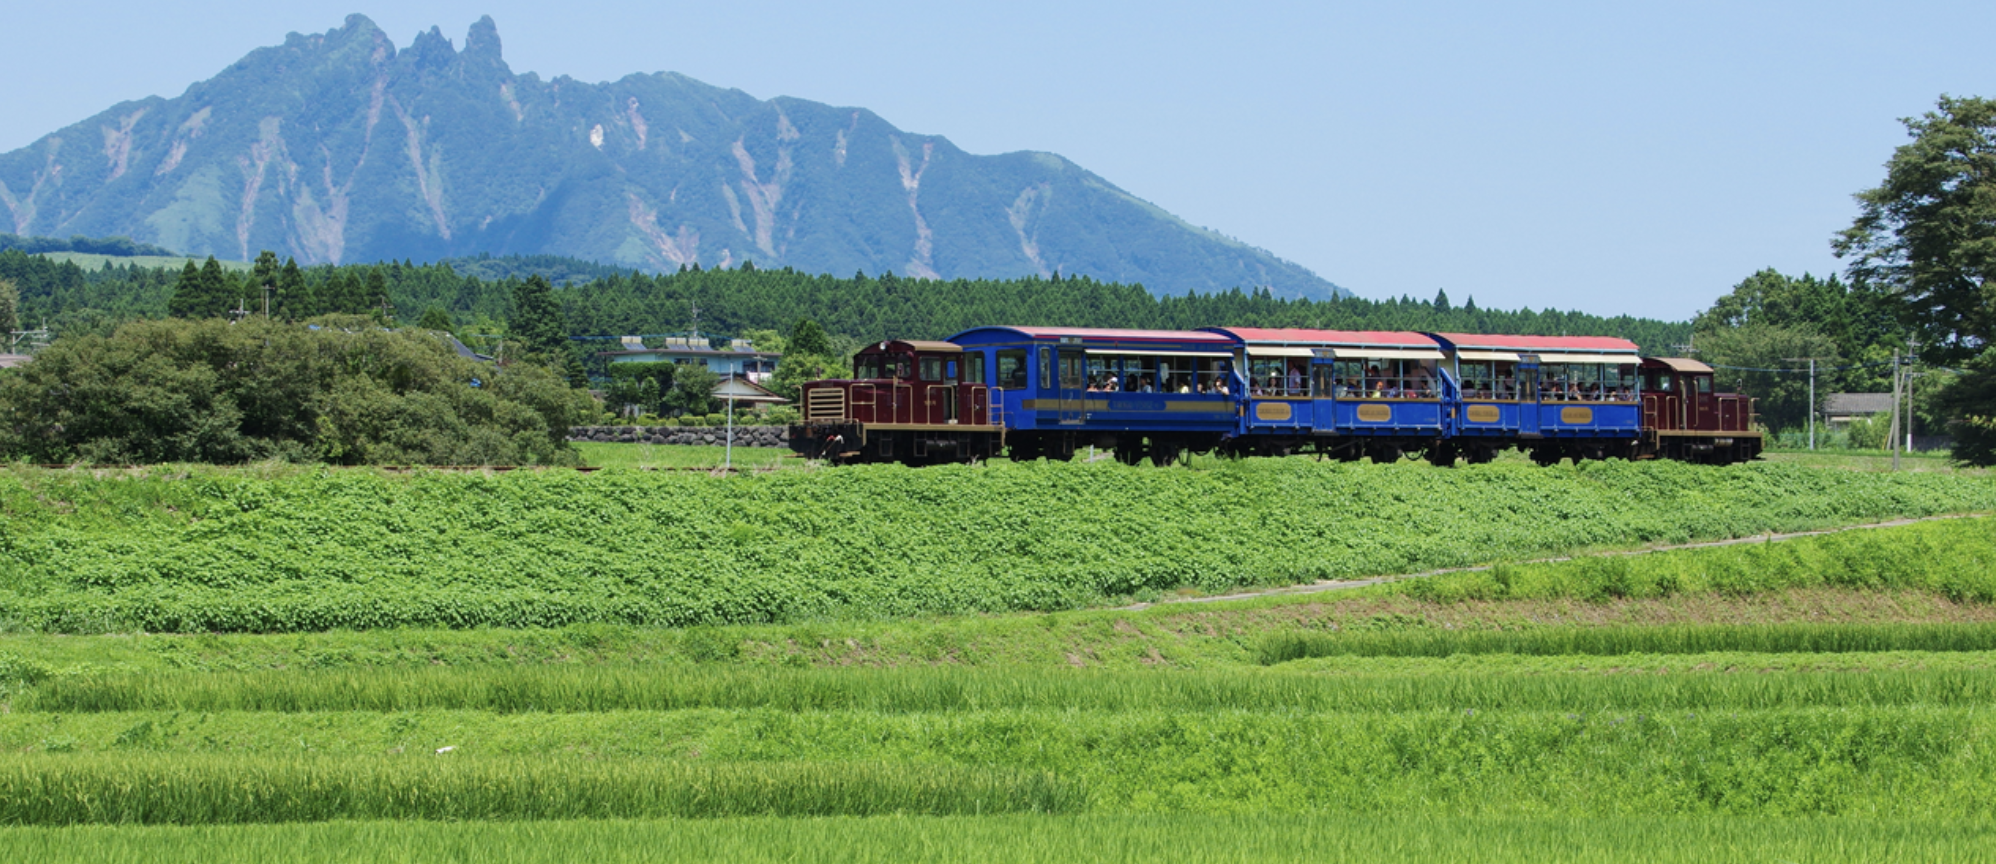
[0,248,1690,354]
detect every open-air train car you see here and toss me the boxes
[944,326,1241,465]
[1199,328,1454,462]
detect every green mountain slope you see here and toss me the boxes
[0,15,1345,300]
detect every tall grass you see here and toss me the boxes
[5,460,1992,633]
[3,815,1991,864]
[0,755,1077,824]
[1258,622,1996,664]
[1396,516,1996,604]
[22,661,1996,714]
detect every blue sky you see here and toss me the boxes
[5,1,1992,320]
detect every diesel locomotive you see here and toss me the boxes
[788,326,1761,467]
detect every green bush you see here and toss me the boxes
[0,316,595,465]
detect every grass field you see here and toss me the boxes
[572,441,792,470]
[7,815,1991,864]
[2,457,1992,860]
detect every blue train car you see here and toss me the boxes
[946,326,1242,464]
[1430,333,1644,464]
[1201,328,1452,461]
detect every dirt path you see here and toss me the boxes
[1117,512,1990,611]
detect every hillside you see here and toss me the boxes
[0,15,1344,300]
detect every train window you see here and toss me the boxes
[996,350,1026,388]
[854,355,881,379]
[1039,346,1052,390]
[920,357,943,381]
[1694,375,1712,394]
[946,360,958,382]
[1059,353,1087,389]
[966,353,985,385]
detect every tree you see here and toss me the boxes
[1835,95,1996,463]
[665,362,717,416]
[416,305,454,333]
[0,316,593,465]
[1433,289,1451,313]
[507,274,584,385]
[604,360,677,417]
[275,257,309,319]
[788,317,831,357]
[0,278,17,336]
[363,267,391,322]
[251,250,280,314]
[166,260,203,318]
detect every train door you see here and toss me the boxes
[1517,358,1542,436]
[1056,347,1086,424]
[1687,373,1712,430]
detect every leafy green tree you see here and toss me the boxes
[363,267,391,322]
[509,275,568,358]
[604,361,677,417]
[416,305,455,333]
[1835,95,1996,463]
[1433,289,1451,313]
[788,317,832,357]
[665,362,717,416]
[166,260,203,318]
[0,316,593,465]
[275,257,310,319]
[0,278,17,335]
[1692,321,1842,433]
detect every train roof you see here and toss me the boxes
[1201,327,1440,347]
[948,326,1235,345]
[1429,333,1640,353]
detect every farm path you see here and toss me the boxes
[1118,512,1991,611]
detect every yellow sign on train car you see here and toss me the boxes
[1355,404,1392,423]
[1255,402,1293,422]
[1465,405,1501,423]
[1561,407,1594,424]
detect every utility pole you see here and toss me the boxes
[1889,349,1901,471]
[1784,357,1826,450]
[262,281,274,318]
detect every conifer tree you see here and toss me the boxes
[167,260,202,318]
[276,257,308,318]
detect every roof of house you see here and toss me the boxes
[1825,393,1895,415]
[713,373,789,404]
[0,354,32,369]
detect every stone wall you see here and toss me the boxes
[568,425,790,448]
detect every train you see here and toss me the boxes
[787,326,1761,467]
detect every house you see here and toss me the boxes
[712,373,790,411]
[1823,393,1894,425]
[0,354,31,370]
[595,335,780,383]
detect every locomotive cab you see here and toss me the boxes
[1637,358,1762,464]
[788,340,1001,464]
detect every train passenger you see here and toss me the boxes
[1286,363,1304,396]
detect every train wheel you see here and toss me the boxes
[1151,442,1183,467]
[1368,445,1403,464]
[1531,447,1562,467]
[1427,443,1459,467]
[1116,438,1149,466]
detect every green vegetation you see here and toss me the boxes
[573,442,790,470]
[0,515,1993,857]
[0,316,593,465]
[1386,516,1996,604]
[3,816,1989,864]
[1,460,1989,632]
[2,248,1692,356]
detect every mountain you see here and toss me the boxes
[0,16,1345,300]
